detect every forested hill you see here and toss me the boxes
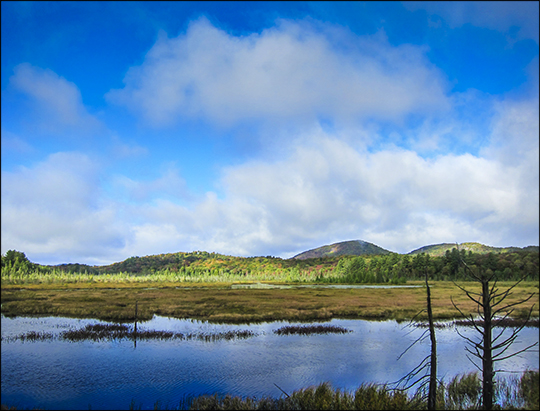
[2,246,539,284]
[408,242,539,257]
[293,240,391,260]
[51,251,342,276]
[1,241,538,279]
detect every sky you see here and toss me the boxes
[1,1,539,266]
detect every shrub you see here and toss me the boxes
[518,370,539,410]
[445,372,482,410]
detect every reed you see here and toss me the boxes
[1,266,330,286]
[1,331,54,342]
[413,322,454,329]
[61,323,134,341]
[414,317,539,329]
[183,372,540,410]
[189,382,422,410]
[53,323,257,342]
[273,324,351,335]
[1,371,538,410]
[453,317,539,328]
[184,330,256,341]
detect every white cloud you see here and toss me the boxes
[9,63,102,134]
[481,95,540,230]
[106,18,450,128]
[401,88,496,154]
[1,152,125,264]
[1,129,34,153]
[112,140,149,159]
[120,127,537,258]
[484,96,539,167]
[125,223,185,258]
[2,9,537,266]
[2,123,537,264]
[223,138,524,255]
[404,1,539,43]
[110,166,190,203]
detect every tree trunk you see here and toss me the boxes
[426,272,437,410]
[482,278,493,410]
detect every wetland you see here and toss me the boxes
[1,281,539,409]
[2,281,538,323]
[2,314,538,410]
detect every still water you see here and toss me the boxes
[1,315,538,410]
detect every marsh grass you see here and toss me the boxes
[2,371,538,410]
[453,317,539,328]
[518,370,539,409]
[2,331,55,342]
[3,323,257,343]
[414,317,539,329]
[2,281,538,323]
[1,267,326,287]
[273,324,351,335]
[435,370,540,410]
[188,382,423,410]
[165,372,540,410]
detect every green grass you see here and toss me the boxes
[0,268,328,286]
[3,371,537,410]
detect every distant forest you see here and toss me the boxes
[2,248,539,284]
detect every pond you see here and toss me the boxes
[1,315,538,410]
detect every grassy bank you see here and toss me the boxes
[1,281,538,323]
[1,370,538,410]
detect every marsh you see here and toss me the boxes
[2,315,538,410]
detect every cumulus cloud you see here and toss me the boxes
[3,17,537,264]
[9,63,102,134]
[484,96,539,167]
[3,121,537,264]
[1,152,124,264]
[106,18,450,128]
[116,125,536,258]
[482,95,539,229]
[404,1,539,43]
[212,133,534,255]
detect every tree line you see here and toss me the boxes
[318,249,539,284]
[1,248,538,284]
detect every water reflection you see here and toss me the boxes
[230,282,422,289]
[1,315,538,410]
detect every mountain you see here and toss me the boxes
[292,240,392,260]
[407,242,536,257]
[291,240,538,260]
[18,242,537,272]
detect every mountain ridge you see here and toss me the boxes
[407,242,539,257]
[292,240,538,260]
[10,240,538,271]
[292,240,391,260]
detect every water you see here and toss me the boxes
[230,283,422,289]
[1,315,538,410]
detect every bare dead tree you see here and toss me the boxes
[392,267,438,410]
[451,248,538,410]
[425,269,437,410]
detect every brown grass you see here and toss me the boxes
[1,281,537,323]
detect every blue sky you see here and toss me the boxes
[2,1,539,265]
